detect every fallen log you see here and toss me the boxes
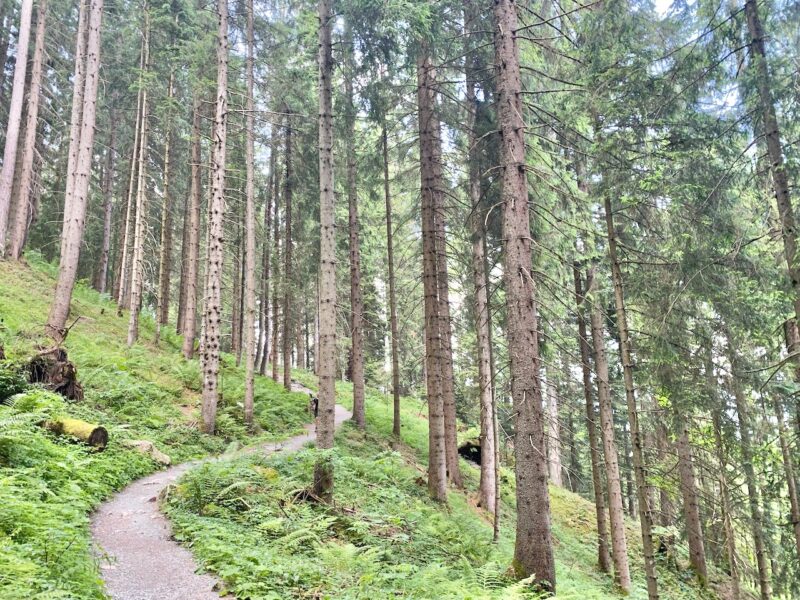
[43,418,108,449]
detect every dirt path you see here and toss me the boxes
[91,385,351,600]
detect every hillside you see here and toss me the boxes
[1,259,726,599]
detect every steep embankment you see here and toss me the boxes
[0,257,313,599]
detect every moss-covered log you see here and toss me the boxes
[44,418,108,449]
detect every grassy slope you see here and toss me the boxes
[0,257,313,599]
[165,377,729,599]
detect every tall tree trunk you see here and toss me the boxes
[155,72,176,341]
[0,0,33,255]
[117,41,145,311]
[418,46,447,504]
[199,0,228,434]
[312,0,336,501]
[258,130,276,376]
[492,0,554,587]
[126,9,150,347]
[242,0,256,426]
[270,184,280,382]
[8,0,45,259]
[93,117,115,292]
[588,273,631,592]
[230,210,243,357]
[181,96,202,359]
[726,336,771,600]
[344,35,365,428]
[773,395,800,560]
[655,419,674,526]
[382,122,401,438]
[46,0,103,340]
[675,413,708,583]
[281,109,293,391]
[603,194,659,599]
[711,408,740,600]
[573,263,611,574]
[545,370,563,487]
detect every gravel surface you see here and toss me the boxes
[91,385,352,600]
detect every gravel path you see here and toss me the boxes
[91,385,351,600]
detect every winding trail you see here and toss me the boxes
[91,384,351,600]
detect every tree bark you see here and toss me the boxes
[258,129,277,376]
[0,0,33,255]
[93,117,115,293]
[603,193,659,599]
[270,181,280,382]
[545,370,563,487]
[116,40,145,311]
[46,0,103,341]
[242,0,256,426]
[573,263,611,574]
[418,46,447,504]
[181,96,202,359]
[773,393,800,560]
[126,9,150,347]
[282,108,293,391]
[726,335,771,599]
[382,123,401,438]
[199,0,228,434]
[588,272,631,592]
[344,33,365,429]
[492,0,554,587]
[155,72,176,341]
[312,0,336,501]
[7,0,46,260]
[675,413,708,584]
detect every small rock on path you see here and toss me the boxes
[91,385,351,600]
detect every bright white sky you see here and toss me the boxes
[655,0,673,17]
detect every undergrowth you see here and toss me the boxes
[0,257,312,599]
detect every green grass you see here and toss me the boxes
[0,256,313,599]
[166,375,729,599]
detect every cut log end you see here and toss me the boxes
[44,418,108,450]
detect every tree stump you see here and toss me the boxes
[28,348,84,400]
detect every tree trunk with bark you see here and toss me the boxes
[181,96,202,359]
[344,36,365,429]
[8,0,46,260]
[382,123,401,438]
[282,108,293,391]
[46,0,103,341]
[418,46,448,504]
[258,130,276,375]
[155,72,176,341]
[588,274,631,592]
[0,0,33,255]
[93,117,115,292]
[199,0,228,434]
[573,263,611,574]
[492,0,554,587]
[675,413,708,584]
[545,370,563,487]
[270,186,280,381]
[126,9,150,347]
[603,194,659,599]
[313,0,336,501]
[242,0,256,426]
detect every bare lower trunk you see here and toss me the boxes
[46,0,103,340]
[258,131,277,376]
[545,370,563,487]
[313,0,336,501]
[382,124,401,438]
[492,0,554,587]
[282,109,293,391]
[675,414,708,584]
[270,190,280,381]
[726,335,771,599]
[604,193,659,599]
[588,273,631,592]
[155,73,176,340]
[573,263,611,573]
[200,0,228,434]
[181,97,202,359]
[242,0,256,426]
[418,47,447,504]
[93,119,115,293]
[126,10,150,347]
[8,0,46,259]
[0,0,33,255]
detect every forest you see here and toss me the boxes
[0,0,799,597]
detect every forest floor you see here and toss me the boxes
[0,256,737,599]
